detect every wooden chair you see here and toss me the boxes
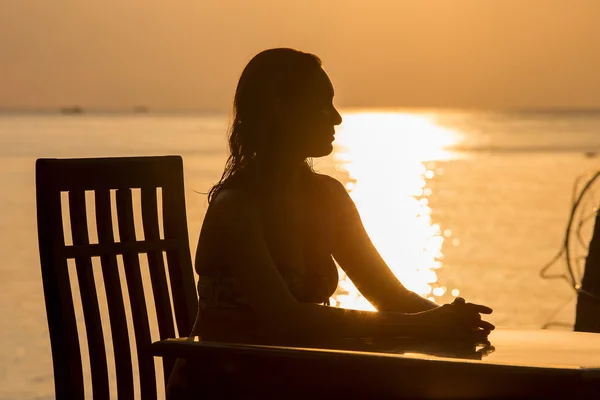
[36,156,199,399]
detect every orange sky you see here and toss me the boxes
[1,0,599,110]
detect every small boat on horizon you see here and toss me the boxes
[134,106,149,113]
[60,106,84,115]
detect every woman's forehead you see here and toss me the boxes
[310,68,335,97]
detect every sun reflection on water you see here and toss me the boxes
[330,111,463,310]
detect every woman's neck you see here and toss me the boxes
[253,154,308,184]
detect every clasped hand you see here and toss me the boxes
[416,297,495,341]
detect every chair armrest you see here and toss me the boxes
[151,338,195,358]
[150,337,280,359]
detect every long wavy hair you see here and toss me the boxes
[207,48,323,204]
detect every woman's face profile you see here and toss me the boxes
[277,68,343,160]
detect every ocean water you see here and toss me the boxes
[1,109,600,399]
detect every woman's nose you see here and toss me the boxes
[332,107,342,125]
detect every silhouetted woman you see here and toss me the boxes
[167,48,494,399]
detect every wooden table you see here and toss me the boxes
[153,329,600,398]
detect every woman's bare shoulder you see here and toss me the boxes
[312,172,346,191]
[210,186,246,206]
[312,173,352,202]
[204,187,258,227]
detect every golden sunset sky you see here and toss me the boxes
[1,0,599,110]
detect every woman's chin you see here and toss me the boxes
[309,144,334,158]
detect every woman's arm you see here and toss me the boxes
[326,177,438,313]
[204,189,429,339]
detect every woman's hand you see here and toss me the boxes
[412,297,495,341]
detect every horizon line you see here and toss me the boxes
[2,105,600,114]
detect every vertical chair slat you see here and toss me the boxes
[141,187,176,381]
[95,189,135,399]
[36,171,85,400]
[162,167,198,337]
[116,188,158,400]
[68,190,110,400]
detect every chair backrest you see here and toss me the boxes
[36,155,198,400]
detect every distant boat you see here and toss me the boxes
[134,106,149,113]
[60,106,84,115]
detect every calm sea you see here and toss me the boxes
[2,109,600,399]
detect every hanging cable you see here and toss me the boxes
[539,169,600,328]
